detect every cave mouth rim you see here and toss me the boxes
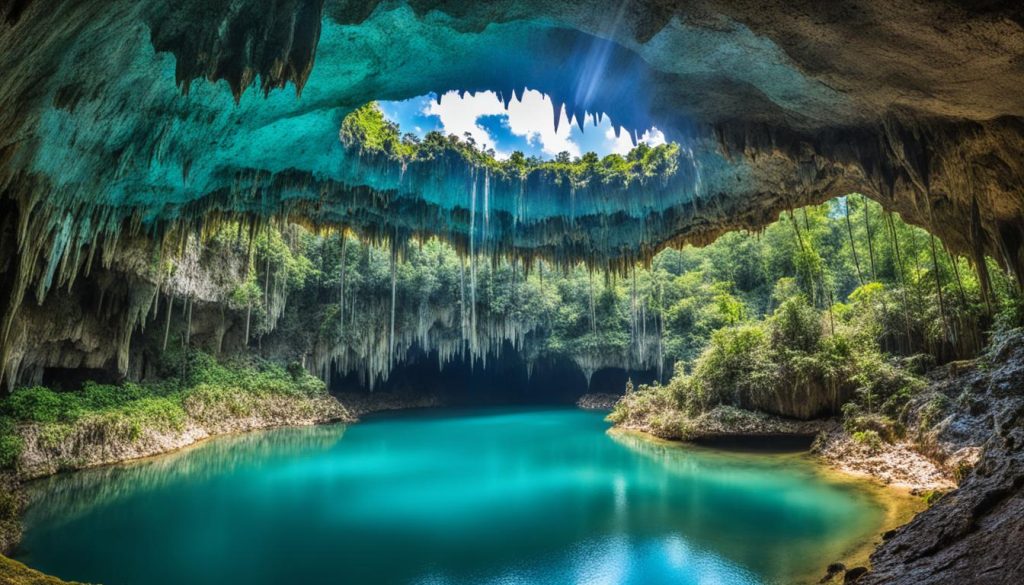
[372,88,672,162]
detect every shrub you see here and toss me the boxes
[769,297,822,352]
[607,381,687,438]
[851,429,884,453]
[690,324,776,411]
[0,350,330,455]
[2,387,82,424]
[0,417,22,470]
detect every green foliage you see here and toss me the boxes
[769,297,822,352]
[214,188,1014,397]
[340,102,682,188]
[0,351,329,469]
[851,429,884,453]
[2,387,82,424]
[0,418,21,470]
[689,324,775,411]
[607,377,691,439]
[340,103,415,158]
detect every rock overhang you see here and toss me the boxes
[0,0,1022,279]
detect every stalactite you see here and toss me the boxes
[163,293,174,352]
[589,270,597,334]
[245,299,252,343]
[185,297,193,347]
[388,240,397,370]
[263,256,271,310]
[483,169,490,255]
[459,255,466,353]
[629,266,637,371]
[339,234,348,338]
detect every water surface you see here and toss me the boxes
[17,408,885,584]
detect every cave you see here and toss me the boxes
[1,1,1023,584]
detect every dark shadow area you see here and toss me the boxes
[330,342,657,405]
[690,434,817,453]
[41,367,121,391]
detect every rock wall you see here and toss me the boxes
[860,330,1024,584]
[14,392,350,481]
[1,0,1022,286]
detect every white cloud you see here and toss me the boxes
[603,126,667,156]
[504,90,580,158]
[421,91,507,156]
[604,126,635,156]
[417,89,665,160]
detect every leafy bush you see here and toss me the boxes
[770,297,822,352]
[690,324,776,411]
[0,417,22,470]
[851,429,884,453]
[607,376,690,439]
[1,387,82,424]
[0,351,329,455]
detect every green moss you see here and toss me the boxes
[0,554,84,585]
[921,489,945,507]
[0,419,21,469]
[0,350,332,471]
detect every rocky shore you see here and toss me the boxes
[602,331,1024,583]
[575,393,622,410]
[12,391,443,483]
[1,390,441,563]
[859,331,1024,584]
[336,391,442,419]
[0,473,23,555]
[15,393,350,482]
[812,429,955,492]
[0,554,83,585]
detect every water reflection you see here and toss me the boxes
[24,424,347,529]
[606,428,885,581]
[18,410,884,585]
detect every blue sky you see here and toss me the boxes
[378,90,665,160]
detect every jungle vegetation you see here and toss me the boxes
[2,103,1022,472]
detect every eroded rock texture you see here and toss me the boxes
[862,330,1024,584]
[0,2,1022,580]
[0,0,1022,269]
[0,2,1020,377]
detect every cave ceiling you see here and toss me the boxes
[1,0,1023,284]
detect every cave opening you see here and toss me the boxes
[328,341,657,406]
[376,89,668,161]
[2,2,1024,583]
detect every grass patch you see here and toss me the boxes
[0,554,84,585]
[0,351,329,472]
[851,430,884,453]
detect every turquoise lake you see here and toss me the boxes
[16,408,886,585]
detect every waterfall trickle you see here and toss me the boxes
[339,234,348,340]
[388,240,398,371]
